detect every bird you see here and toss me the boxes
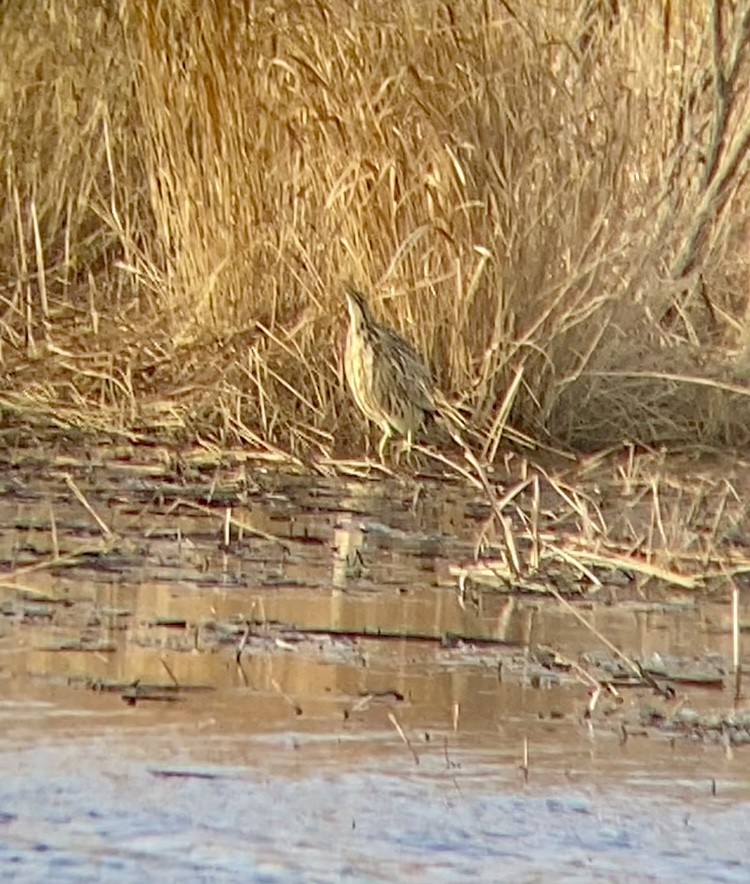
[344,284,436,463]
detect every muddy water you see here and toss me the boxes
[1,450,750,881]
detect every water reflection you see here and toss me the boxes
[1,457,750,878]
[1,462,747,701]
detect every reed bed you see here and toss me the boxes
[2,0,750,458]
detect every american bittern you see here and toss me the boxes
[344,285,435,462]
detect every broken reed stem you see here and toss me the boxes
[530,473,540,570]
[388,712,420,765]
[1,543,119,584]
[544,542,602,586]
[437,412,533,575]
[155,498,286,545]
[160,656,180,687]
[732,579,742,700]
[537,644,601,690]
[270,678,302,716]
[483,365,525,464]
[236,621,250,663]
[413,443,483,489]
[30,198,50,343]
[48,499,59,559]
[545,583,642,679]
[64,473,113,538]
[558,546,700,589]
[0,579,56,597]
[588,685,603,718]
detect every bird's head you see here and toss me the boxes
[344,284,371,330]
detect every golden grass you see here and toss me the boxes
[2,0,750,457]
[451,444,750,601]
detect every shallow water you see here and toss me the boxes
[1,693,749,883]
[1,448,749,880]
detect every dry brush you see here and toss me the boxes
[1,0,750,457]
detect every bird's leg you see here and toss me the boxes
[402,430,414,465]
[391,439,404,467]
[390,432,413,469]
[378,427,391,464]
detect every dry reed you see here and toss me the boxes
[2,1,750,456]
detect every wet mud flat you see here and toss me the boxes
[1,442,750,879]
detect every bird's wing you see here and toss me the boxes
[383,329,436,412]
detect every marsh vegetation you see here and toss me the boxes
[2,1,750,456]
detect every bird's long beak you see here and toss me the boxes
[344,287,365,326]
